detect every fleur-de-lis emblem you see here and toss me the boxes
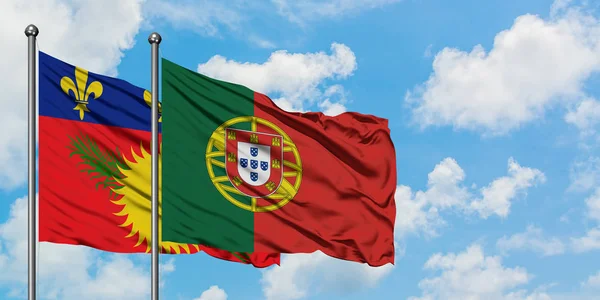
[144,90,162,122]
[60,66,103,120]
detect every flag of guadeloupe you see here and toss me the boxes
[37,51,278,268]
[161,58,397,267]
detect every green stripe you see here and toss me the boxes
[161,58,255,252]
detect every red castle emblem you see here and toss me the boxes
[225,128,283,198]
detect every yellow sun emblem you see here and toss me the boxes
[111,143,199,254]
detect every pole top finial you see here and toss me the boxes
[24,24,39,37]
[148,32,162,44]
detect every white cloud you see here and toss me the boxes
[504,289,553,300]
[395,158,468,238]
[570,186,600,253]
[260,251,394,300]
[0,196,175,299]
[569,156,600,192]
[566,185,600,253]
[469,158,546,219]
[272,0,402,25]
[406,3,600,136]
[581,271,600,289]
[396,157,545,238]
[144,0,396,46]
[318,99,347,116]
[409,244,543,300]
[419,157,471,209]
[424,44,434,58]
[550,0,574,16]
[160,257,176,273]
[66,255,152,300]
[571,228,600,253]
[0,0,145,190]
[317,85,348,116]
[496,225,566,257]
[585,188,600,222]
[565,98,600,137]
[248,35,277,49]
[394,185,445,238]
[143,0,281,48]
[143,0,241,37]
[194,285,228,300]
[527,271,600,299]
[197,43,356,113]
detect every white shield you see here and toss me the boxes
[237,142,271,186]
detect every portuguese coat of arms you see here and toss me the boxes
[225,128,283,197]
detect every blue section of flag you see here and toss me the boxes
[240,158,248,168]
[39,51,160,133]
[250,172,258,182]
[251,160,258,170]
[250,147,258,157]
[261,161,268,171]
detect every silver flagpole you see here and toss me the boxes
[148,32,162,300]
[25,24,39,300]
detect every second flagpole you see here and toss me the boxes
[25,23,39,300]
[149,32,162,300]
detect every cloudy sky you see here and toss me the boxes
[2,0,600,299]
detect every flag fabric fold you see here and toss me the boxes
[38,51,279,268]
[161,58,397,267]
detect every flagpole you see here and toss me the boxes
[149,32,162,300]
[25,24,39,300]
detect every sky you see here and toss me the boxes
[1,0,600,299]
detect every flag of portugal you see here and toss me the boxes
[161,59,397,267]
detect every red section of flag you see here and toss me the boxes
[252,93,397,267]
[39,116,279,267]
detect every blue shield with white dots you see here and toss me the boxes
[240,158,248,168]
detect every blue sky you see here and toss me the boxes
[1,0,600,299]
